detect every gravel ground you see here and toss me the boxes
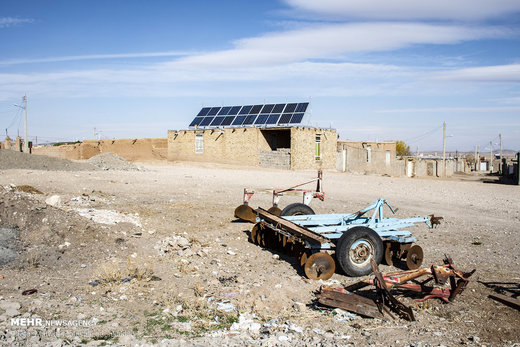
[86,153,141,171]
[0,155,519,346]
[1,149,98,171]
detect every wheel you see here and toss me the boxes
[336,226,383,277]
[280,203,315,216]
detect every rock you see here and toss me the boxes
[0,301,21,311]
[45,195,62,207]
[119,335,137,346]
[5,308,21,317]
[292,302,307,312]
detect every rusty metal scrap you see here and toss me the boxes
[316,256,474,322]
[316,286,384,319]
[364,256,475,302]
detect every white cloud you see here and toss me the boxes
[0,17,33,28]
[432,64,520,83]
[0,51,194,65]
[284,0,520,21]
[175,22,509,68]
[377,106,520,113]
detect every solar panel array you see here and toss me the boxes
[189,102,309,128]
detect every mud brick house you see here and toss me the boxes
[168,102,337,170]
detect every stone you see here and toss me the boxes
[5,308,21,317]
[0,301,21,311]
[45,195,62,207]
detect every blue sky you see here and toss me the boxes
[0,0,519,151]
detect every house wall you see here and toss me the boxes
[336,141,399,175]
[167,127,337,169]
[290,127,337,170]
[167,128,262,166]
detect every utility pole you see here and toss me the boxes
[490,141,493,173]
[442,121,446,177]
[499,133,502,174]
[477,146,480,171]
[474,145,478,171]
[23,94,28,153]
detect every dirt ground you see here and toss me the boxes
[0,151,519,346]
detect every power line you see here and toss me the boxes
[404,125,443,144]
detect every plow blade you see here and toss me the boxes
[234,204,257,223]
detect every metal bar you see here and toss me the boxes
[256,208,331,245]
[489,294,520,311]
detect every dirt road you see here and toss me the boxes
[0,155,519,345]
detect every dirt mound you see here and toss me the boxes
[87,152,141,171]
[0,149,97,171]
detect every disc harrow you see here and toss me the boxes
[249,199,440,280]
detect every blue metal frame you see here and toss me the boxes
[280,199,432,250]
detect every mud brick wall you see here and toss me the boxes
[336,141,399,175]
[168,127,337,170]
[168,128,266,166]
[33,138,168,162]
[290,127,337,170]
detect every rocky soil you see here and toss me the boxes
[0,150,519,346]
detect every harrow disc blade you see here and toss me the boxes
[234,204,257,223]
[267,206,282,216]
[304,252,335,280]
[251,223,261,244]
[384,243,395,266]
[406,245,424,270]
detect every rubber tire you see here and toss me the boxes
[280,203,315,216]
[336,226,383,277]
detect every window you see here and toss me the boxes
[386,150,391,165]
[366,146,371,163]
[195,134,203,153]
[315,135,321,160]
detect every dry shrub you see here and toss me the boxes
[25,251,40,267]
[94,256,155,284]
[95,260,124,283]
[15,185,43,194]
[126,257,154,280]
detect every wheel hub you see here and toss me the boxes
[350,240,374,266]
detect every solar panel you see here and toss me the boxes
[278,113,292,124]
[242,115,257,125]
[260,104,275,114]
[221,116,234,126]
[289,113,304,124]
[189,117,204,127]
[208,107,220,116]
[239,105,252,115]
[250,105,262,114]
[254,114,268,124]
[188,102,309,129]
[273,104,285,113]
[232,115,246,125]
[228,106,241,115]
[199,117,213,126]
[218,106,231,116]
[266,114,280,124]
[210,116,225,126]
[198,107,211,117]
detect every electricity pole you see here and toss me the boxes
[499,133,502,174]
[23,93,28,153]
[442,121,446,177]
[490,141,493,173]
[474,145,477,171]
